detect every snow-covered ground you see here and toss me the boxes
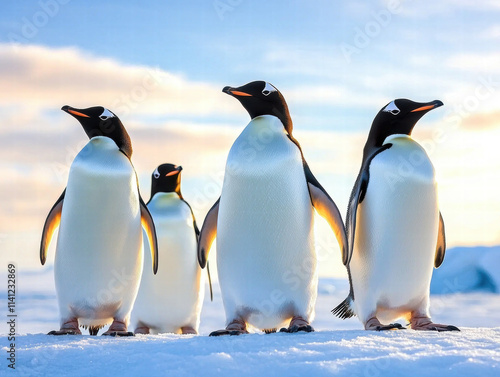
[1,247,500,376]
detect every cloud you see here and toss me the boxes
[446,52,500,74]
[480,24,500,39]
[0,43,240,119]
[394,0,500,17]
[461,111,500,130]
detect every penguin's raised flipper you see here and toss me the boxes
[303,162,347,264]
[198,198,219,269]
[140,196,159,274]
[346,145,392,266]
[434,212,446,268]
[40,190,65,265]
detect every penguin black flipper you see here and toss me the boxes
[181,199,200,238]
[434,212,446,268]
[198,198,220,269]
[303,162,348,264]
[182,198,213,300]
[140,195,159,274]
[40,190,65,265]
[332,145,392,319]
[346,145,392,267]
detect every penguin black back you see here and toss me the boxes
[150,164,183,199]
[363,99,443,157]
[61,105,133,158]
[222,81,293,135]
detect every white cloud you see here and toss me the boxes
[0,43,240,119]
[446,52,500,74]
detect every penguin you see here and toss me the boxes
[40,106,158,336]
[131,164,205,335]
[198,81,347,336]
[332,99,460,332]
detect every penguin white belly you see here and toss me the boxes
[351,135,438,323]
[217,115,316,330]
[132,193,203,334]
[54,137,143,326]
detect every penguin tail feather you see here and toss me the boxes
[331,296,356,319]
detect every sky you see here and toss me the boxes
[1,0,500,276]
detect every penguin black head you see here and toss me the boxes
[150,163,183,198]
[61,105,133,158]
[365,99,443,152]
[223,81,293,134]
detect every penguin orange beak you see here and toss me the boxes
[61,105,90,118]
[166,166,183,176]
[411,100,443,113]
[222,86,252,97]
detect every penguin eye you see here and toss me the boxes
[153,168,160,179]
[99,108,116,121]
[262,82,277,96]
[382,101,401,116]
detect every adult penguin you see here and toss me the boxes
[332,99,459,332]
[40,106,158,336]
[198,81,347,336]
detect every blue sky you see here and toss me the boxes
[1,0,500,275]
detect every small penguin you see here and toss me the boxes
[198,81,347,336]
[131,164,204,335]
[40,106,158,336]
[332,99,459,332]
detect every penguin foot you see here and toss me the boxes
[181,326,198,335]
[279,316,314,333]
[134,326,150,335]
[102,319,133,336]
[47,329,81,335]
[102,331,134,337]
[365,317,406,331]
[48,318,82,335]
[209,318,248,337]
[410,316,460,332]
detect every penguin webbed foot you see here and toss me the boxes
[47,329,81,335]
[102,331,134,337]
[209,318,248,337]
[375,323,406,331]
[279,324,314,333]
[101,319,133,337]
[49,318,82,335]
[411,317,460,332]
[209,329,248,337]
[280,316,314,333]
[134,325,150,335]
[181,326,198,335]
[365,317,406,331]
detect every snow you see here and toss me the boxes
[2,248,500,376]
